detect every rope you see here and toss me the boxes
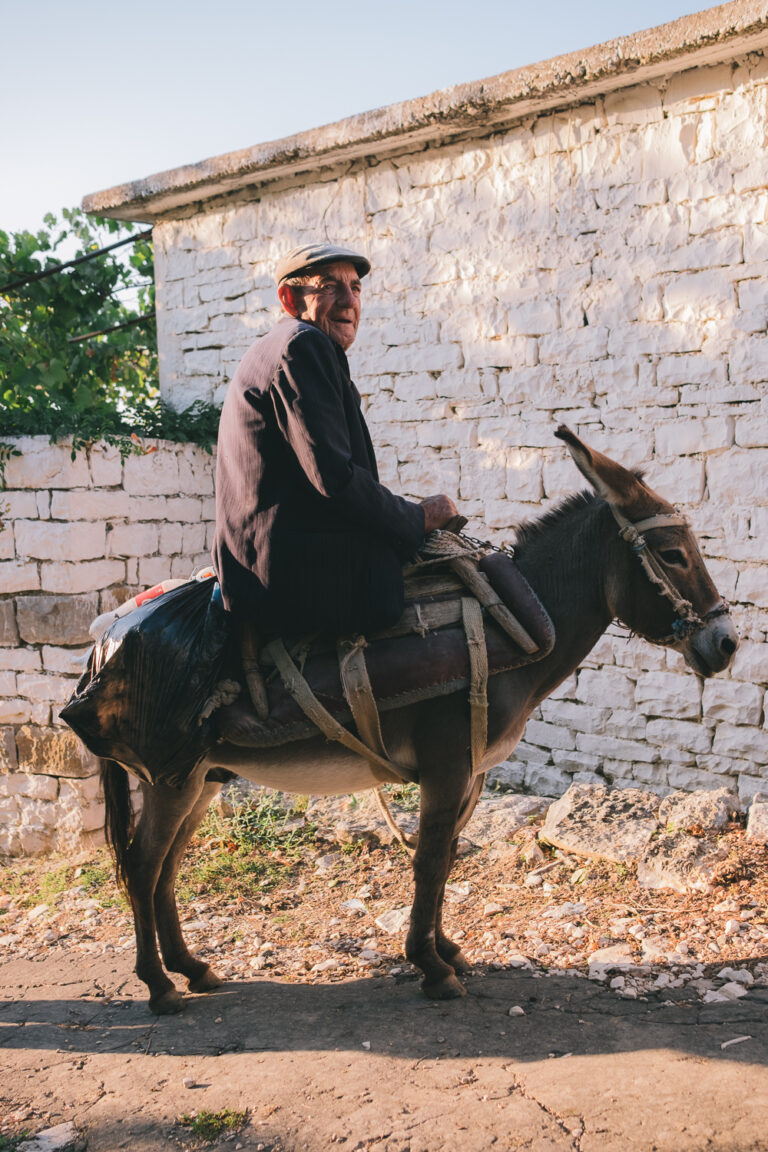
[264,638,417,784]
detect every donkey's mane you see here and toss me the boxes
[513,488,598,552]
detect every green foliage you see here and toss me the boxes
[0,208,219,453]
[178,1109,248,1142]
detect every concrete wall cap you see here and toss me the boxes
[82,0,768,223]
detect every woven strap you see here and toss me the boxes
[264,637,417,784]
[337,636,392,784]
[462,597,488,773]
[450,557,539,654]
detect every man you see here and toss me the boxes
[212,242,458,637]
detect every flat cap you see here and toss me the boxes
[275,243,371,285]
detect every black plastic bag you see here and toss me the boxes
[60,577,231,788]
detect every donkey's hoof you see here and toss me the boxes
[443,949,472,973]
[421,973,466,1000]
[188,966,224,994]
[149,987,184,1015]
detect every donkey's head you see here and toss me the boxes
[555,425,737,677]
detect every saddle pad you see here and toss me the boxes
[216,551,554,750]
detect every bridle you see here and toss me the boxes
[608,505,731,646]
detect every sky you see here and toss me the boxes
[3,0,708,236]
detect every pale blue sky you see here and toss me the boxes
[4,0,706,235]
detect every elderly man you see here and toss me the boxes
[212,242,458,637]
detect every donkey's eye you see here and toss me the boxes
[659,548,687,567]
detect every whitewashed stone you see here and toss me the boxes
[746,793,768,843]
[634,671,701,720]
[15,520,105,562]
[40,560,125,595]
[3,439,89,490]
[702,680,763,726]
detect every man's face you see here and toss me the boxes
[282,261,362,350]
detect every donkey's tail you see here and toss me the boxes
[100,758,133,892]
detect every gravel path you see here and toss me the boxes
[2,794,768,1150]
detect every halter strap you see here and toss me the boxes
[607,504,728,645]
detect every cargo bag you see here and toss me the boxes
[60,577,231,788]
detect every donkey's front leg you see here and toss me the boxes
[406,772,470,1000]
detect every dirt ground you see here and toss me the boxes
[2,798,768,1152]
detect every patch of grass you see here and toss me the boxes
[0,852,124,911]
[0,1131,31,1151]
[384,783,420,812]
[178,1108,248,1143]
[178,793,318,903]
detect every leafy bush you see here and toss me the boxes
[0,208,220,454]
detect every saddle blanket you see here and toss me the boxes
[215,551,555,750]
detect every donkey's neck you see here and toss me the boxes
[512,497,615,703]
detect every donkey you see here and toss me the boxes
[100,427,737,1014]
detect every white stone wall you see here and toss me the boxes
[0,438,215,854]
[151,54,768,804]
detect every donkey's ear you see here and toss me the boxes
[555,425,646,506]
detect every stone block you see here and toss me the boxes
[646,718,711,755]
[736,415,768,448]
[17,673,75,703]
[0,699,49,724]
[0,599,18,645]
[731,639,768,685]
[2,438,89,489]
[735,566,768,609]
[713,722,768,764]
[123,450,181,496]
[576,669,635,711]
[42,645,91,675]
[655,416,733,458]
[50,489,130,521]
[576,727,660,764]
[728,337,768,385]
[0,727,17,772]
[16,593,99,645]
[88,442,123,486]
[106,522,159,558]
[746,793,768,843]
[0,771,59,800]
[15,520,105,562]
[0,647,40,673]
[41,560,125,595]
[178,446,215,496]
[15,725,97,778]
[523,763,571,798]
[702,679,762,726]
[0,562,40,593]
[634,671,701,719]
[524,719,575,752]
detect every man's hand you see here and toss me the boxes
[421,494,459,534]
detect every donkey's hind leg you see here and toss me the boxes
[154,774,226,995]
[127,767,208,1015]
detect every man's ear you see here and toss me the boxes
[278,283,302,318]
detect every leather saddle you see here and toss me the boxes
[215,551,555,750]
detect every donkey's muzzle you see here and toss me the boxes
[684,609,738,676]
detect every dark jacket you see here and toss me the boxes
[212,317,425,635]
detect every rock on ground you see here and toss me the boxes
[539,783,660,863]
[746,794,768,844]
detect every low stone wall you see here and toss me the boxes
[0,437,214,855]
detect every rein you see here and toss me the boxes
[608,505,730,645]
